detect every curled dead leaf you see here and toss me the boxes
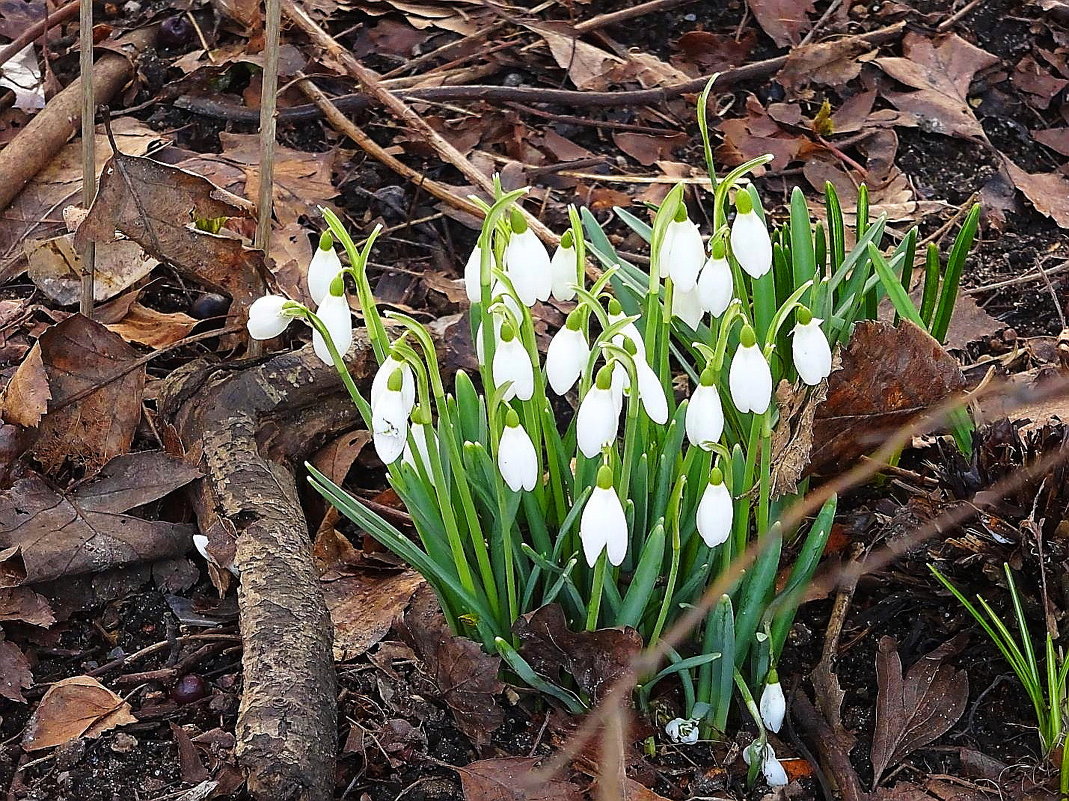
[23,675,137,750]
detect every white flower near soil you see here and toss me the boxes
[791,308,832,386]
[664,717,699,745]
[579,465,628,566]
[492,323,534,402]
[307,232,343,305]
[730,191,772,279]
[549,230,580,302]
[759,673,786,733]
[685,369,724,450]
[372,354,416,416]
[504,212,552,306]
[744,741,789,788]
[728,326,772,414]
[312,285,353,365]
[672,283,704,330]
[696,468,732,548]
[371,367,410,464]
[660,210,705,292]
[463,243,483,303]
[545,313,589,395]
[635,359,669,425]
[402,412,435,472]
[247,294,297,340]
[497,409,539,492]
[697,241,734,317]
[576,365,619,458]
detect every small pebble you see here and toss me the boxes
[190,293,230,320]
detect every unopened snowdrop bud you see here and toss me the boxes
[664,718,699,745]
[608,298,645,360]
[760,671,786,733]
[579,465,628,566]
[698,240,733,317]
[308,232,343,304]
[372,368,410,464]
[672,283,704,330]
[686,368,724,450]
[247,294,297,340]
[312,276,353,365]
[492,323,534,401]
[729,325,772,414]
[576,365,619,458]
[546,312,589,395]
[498,408,538,492]
[730,192,772,279]
[505,210,552,306]
[402,406,435,471]
[660,206,705,292]
[549,229,579,302]
[372,353,416,416]
[636,359,668,425]
[744,741,788,788]
[463,243,483,303]
[696,467,732,548]
[791,307,832,386]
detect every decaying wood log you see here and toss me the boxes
[158,340,375,801]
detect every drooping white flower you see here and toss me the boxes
[660,211,705,292]
[504,212,552,306]
[372,354,416,416]
[492,323,534,401]
[609,358,628,419]
[607,299,645,360]
[743,741,789,788]
[697,241,734,317]
[728,326,772,414]
[579,465,627,566]
[546,312,589,395]
[463,243,483,303]
[791,309,832,386]
[685,370,724,450]
[696,468,732,548]
[402,412,435,472]
[307,232,343,305]
[247,294,296,340]
[759,673,786,733]
[664,717,699,745]
[549,230,579,302]
[312,286,353,365]
[636,360,668,425]
[498,409,538,492]
[672,283,704,330]
[576,365,619,458]
[730,191,772,279]
[371,368,410,464]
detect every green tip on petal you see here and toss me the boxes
[711,239,726,260]
[500,322,516,342]
[796,305,813,326]
[607,298,623,316]
[709,466,724,485]
[318,231,333,251]
[767,667,779,683]
[566,310,584,331]
[700,366,716,386]
[510,208,528,234]
[673,204,688,223]
[505,408,520,428]
[329,271,346,297]
[387,368,404,392]
[560,229,574,249]
[412,405,431,425]
[734,191,753,215]
[622,337,637,355]
[595,364,614,390]
[739,324,757,348]
[596,464,614,490]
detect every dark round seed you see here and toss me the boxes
[190,293,230,320]
[158,16,194,49]
[172,674,208,704]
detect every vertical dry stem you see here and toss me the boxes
[78,0,95,317]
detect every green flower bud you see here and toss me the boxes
[318,231,333,251]
[735,191,753,215]
[596,464,614,490]
[510,208,528,234]
[739,324,757,348]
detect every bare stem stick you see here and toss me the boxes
[78,0,95,317]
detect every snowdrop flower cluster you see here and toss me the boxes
[744,740,789,787]
[665,717,700,745]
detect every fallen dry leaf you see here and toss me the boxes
[533,24,621,90]
[0,639,32,701]
[770,377,829,497]
[456,757,583,801]
[24,234,158,306]
[612,131,688,167]
[1001,158,1069,229]
[0,586,55,626]
[1033,128,1069,157]
[322,569,424,661]
[672,30,756,76]
[776,38,875,91]
[746,0,814,47]
[22,675,137,750]
[871,636,969,786]
[105,302,198,349]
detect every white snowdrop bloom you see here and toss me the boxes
[492,324,534,401]
[463,243,483,303]
[504,213,552,306]
[760,674,786,733]
[791,309,832,386]
[685,370,724,450]
[672,283,704,330]
[474,315,502,365]
[609,359,628,419]
[696,468,733,548]
[730,192,772,279]
[307,233,343,305]
[247,294,296,340]
[312,288,353,365]
[660,211,705,292]
[371,368,410,464]
[728,326,772,414]
[546,313,589,395]
[497,409,539,492]
[579,465,628,566]
[697,241,734,317]
[402,414,435,472]
[744,741,789,788]
[372,354,416,416]
[549,230,579,302]
[576,366,619,458]
[607,299,645,360]
[664,718,699,745]
[636,361,668,425]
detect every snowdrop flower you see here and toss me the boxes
[247,294,298,340]
[791,307,832,386]
[402,407,435,471]
[696,467,732,548]
[664,718,699,745]
[744,741,789,788]
[607,299,645,360]
[728,325,772,414]
[193,534,239,576]
[730,191,772,279]
[672,283,704,330]
[372,353,416,416]
[492,322,534,402]
[497,408,538,492]
[579,464,627,566]
[546,311,589,395]
[504,211,552,306]
[697,240,733,317]
[372,368,410,464]
[659,207,705,292]
[463,243,483,303]
[635,359,668,425]
[576,365,619,458]
[685,368,724,450]
[312,277,353,365]
[307,232,343,305]
[549,229,579,302]
[760,671,786,733]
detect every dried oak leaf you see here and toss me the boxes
[22,675,137,750]
[1033,128,1069,157]
[776,38,875,91]
[746,0,814,46]
[24,235,159,306]
[104,302,198,349]
[322,569,424,662]
[1002,158,1069,229]
[456,757,583,801]
[532,24,621,90]
[0,586,55,626]
[514,603,641,703]
[0,315,146,474]
[613,132,688,167]
[809,321,964,474]
[0,639,32,702]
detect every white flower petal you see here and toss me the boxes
[247,295,293,340]
[498,422,539,491]
[576,386,618,458]
[372,388,409,464]
[505,228,552,306]
[730,210,772,278]
[665,717,699,745]
[760,681,786,733]
[792,319,832,386]
[307,245,342,305]
[402,421,435,471]
[580,485,627,567]
[312,292,353,365]
[662,218,705,292]
[697,256,733,317]
[685,383,724,450]
[549,243,578,301]
[728,343,772,414]
[672,284,704,330]
[696,480,733,548]
[609,313,646,361]
[463,244,483,303]
[546,326,589,395]
[492,338,534,401]
[371,356,416,415]
[636,362,668,424]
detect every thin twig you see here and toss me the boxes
[255,0,281,254]
[574,0,699,33]
[937,0,985,31]
[78,0,95,318]
[964,260,1069,295]
[799,0,845,46]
